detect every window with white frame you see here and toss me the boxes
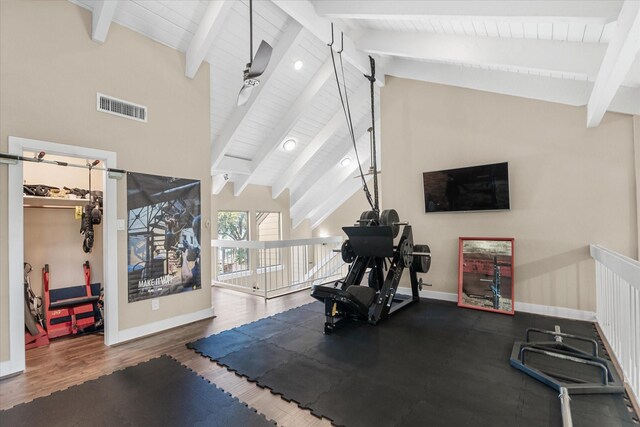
[217,211,249,274]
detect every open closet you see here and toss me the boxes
[23,151,105,350]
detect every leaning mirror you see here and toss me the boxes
[458,237,514,315]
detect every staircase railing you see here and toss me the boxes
[212,236,346,299]
[591,244,640,403]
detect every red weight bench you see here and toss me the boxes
[43,262,100,338]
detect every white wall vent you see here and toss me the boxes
[97,93,147,122]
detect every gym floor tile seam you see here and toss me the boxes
[0,354,277,427]
[187,299,638,427]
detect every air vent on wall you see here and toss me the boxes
[97,93,147,122]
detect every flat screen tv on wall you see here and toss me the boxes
[423,162,510,213]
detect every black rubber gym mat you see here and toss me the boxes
[0,355,275,427]
[188,299,637,427]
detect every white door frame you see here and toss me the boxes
[4,136,119,377]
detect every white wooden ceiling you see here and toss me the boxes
[72,0,640,229]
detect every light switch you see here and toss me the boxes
[151,298,159,310]
[117,219,125,231]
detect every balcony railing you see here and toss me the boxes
[212,236,346,299]
[591,244,640,404]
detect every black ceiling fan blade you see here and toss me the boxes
[237,82,255,106]
[246,40,272,78]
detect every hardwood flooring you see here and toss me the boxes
[0,287,332,427]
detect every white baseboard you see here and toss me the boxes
[116,307,215,344]
[415,289,458,302]
[396,288,596,321]
[396,287,457,302]
[0,359,22,380]
[514,301,596,321]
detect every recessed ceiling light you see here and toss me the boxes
[293,60,304,70]
[340,157,351,167]
[282,139,297,151]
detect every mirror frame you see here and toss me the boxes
[458,237,515,315]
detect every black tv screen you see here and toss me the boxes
[423,162,510,213]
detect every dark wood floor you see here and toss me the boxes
[0,287,331,427]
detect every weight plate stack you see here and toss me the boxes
[359,210,378,226]
[341,239,356,263]
[380,209,400,238]
[413,244,431,273]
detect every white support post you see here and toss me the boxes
[211,155,252,176]
[91,0,118,44]
[271,0,385,86]
[313,1,622,24]
[587,1,640,127]
[385,58,640,116]
[185,1,233,79]
[358,30,607,79]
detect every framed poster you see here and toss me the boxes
[127,172,201,302]
[458,237,514,315]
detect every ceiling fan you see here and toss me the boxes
[237,0,272,106]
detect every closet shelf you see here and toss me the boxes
[23,195,89,209]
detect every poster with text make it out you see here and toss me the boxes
[127,172,201,303]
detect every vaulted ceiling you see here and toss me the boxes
[71,0,640,229]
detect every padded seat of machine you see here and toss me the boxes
[346,285,376,308]
[49,295,99,310]
[311,285,374,319]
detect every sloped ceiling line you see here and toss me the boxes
[271,81,371,199]
[291,118,377,220]
[587,0,640,127]
[272,0,385,86]
[185,0,234,79]
[91,0,118,43]
[209,20,305,194]
[232,59,335,197]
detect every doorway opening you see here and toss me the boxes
[5,136,119,377]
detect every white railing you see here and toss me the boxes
[591,244,640,403]
[212,236,347,299]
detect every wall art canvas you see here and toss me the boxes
[127,172,201,302]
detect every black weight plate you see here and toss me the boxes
[401,240,413,268]
[413,244,431,273]
[380,209,400,238]
[359,210,378,226]
[341,239,356,263]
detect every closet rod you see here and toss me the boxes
[0,152,125,179]
[24,205,79,210]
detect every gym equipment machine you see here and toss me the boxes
[311,209,431,334]
[312,29,432,333]
[43,261,102,338]
[510,326,624,427]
